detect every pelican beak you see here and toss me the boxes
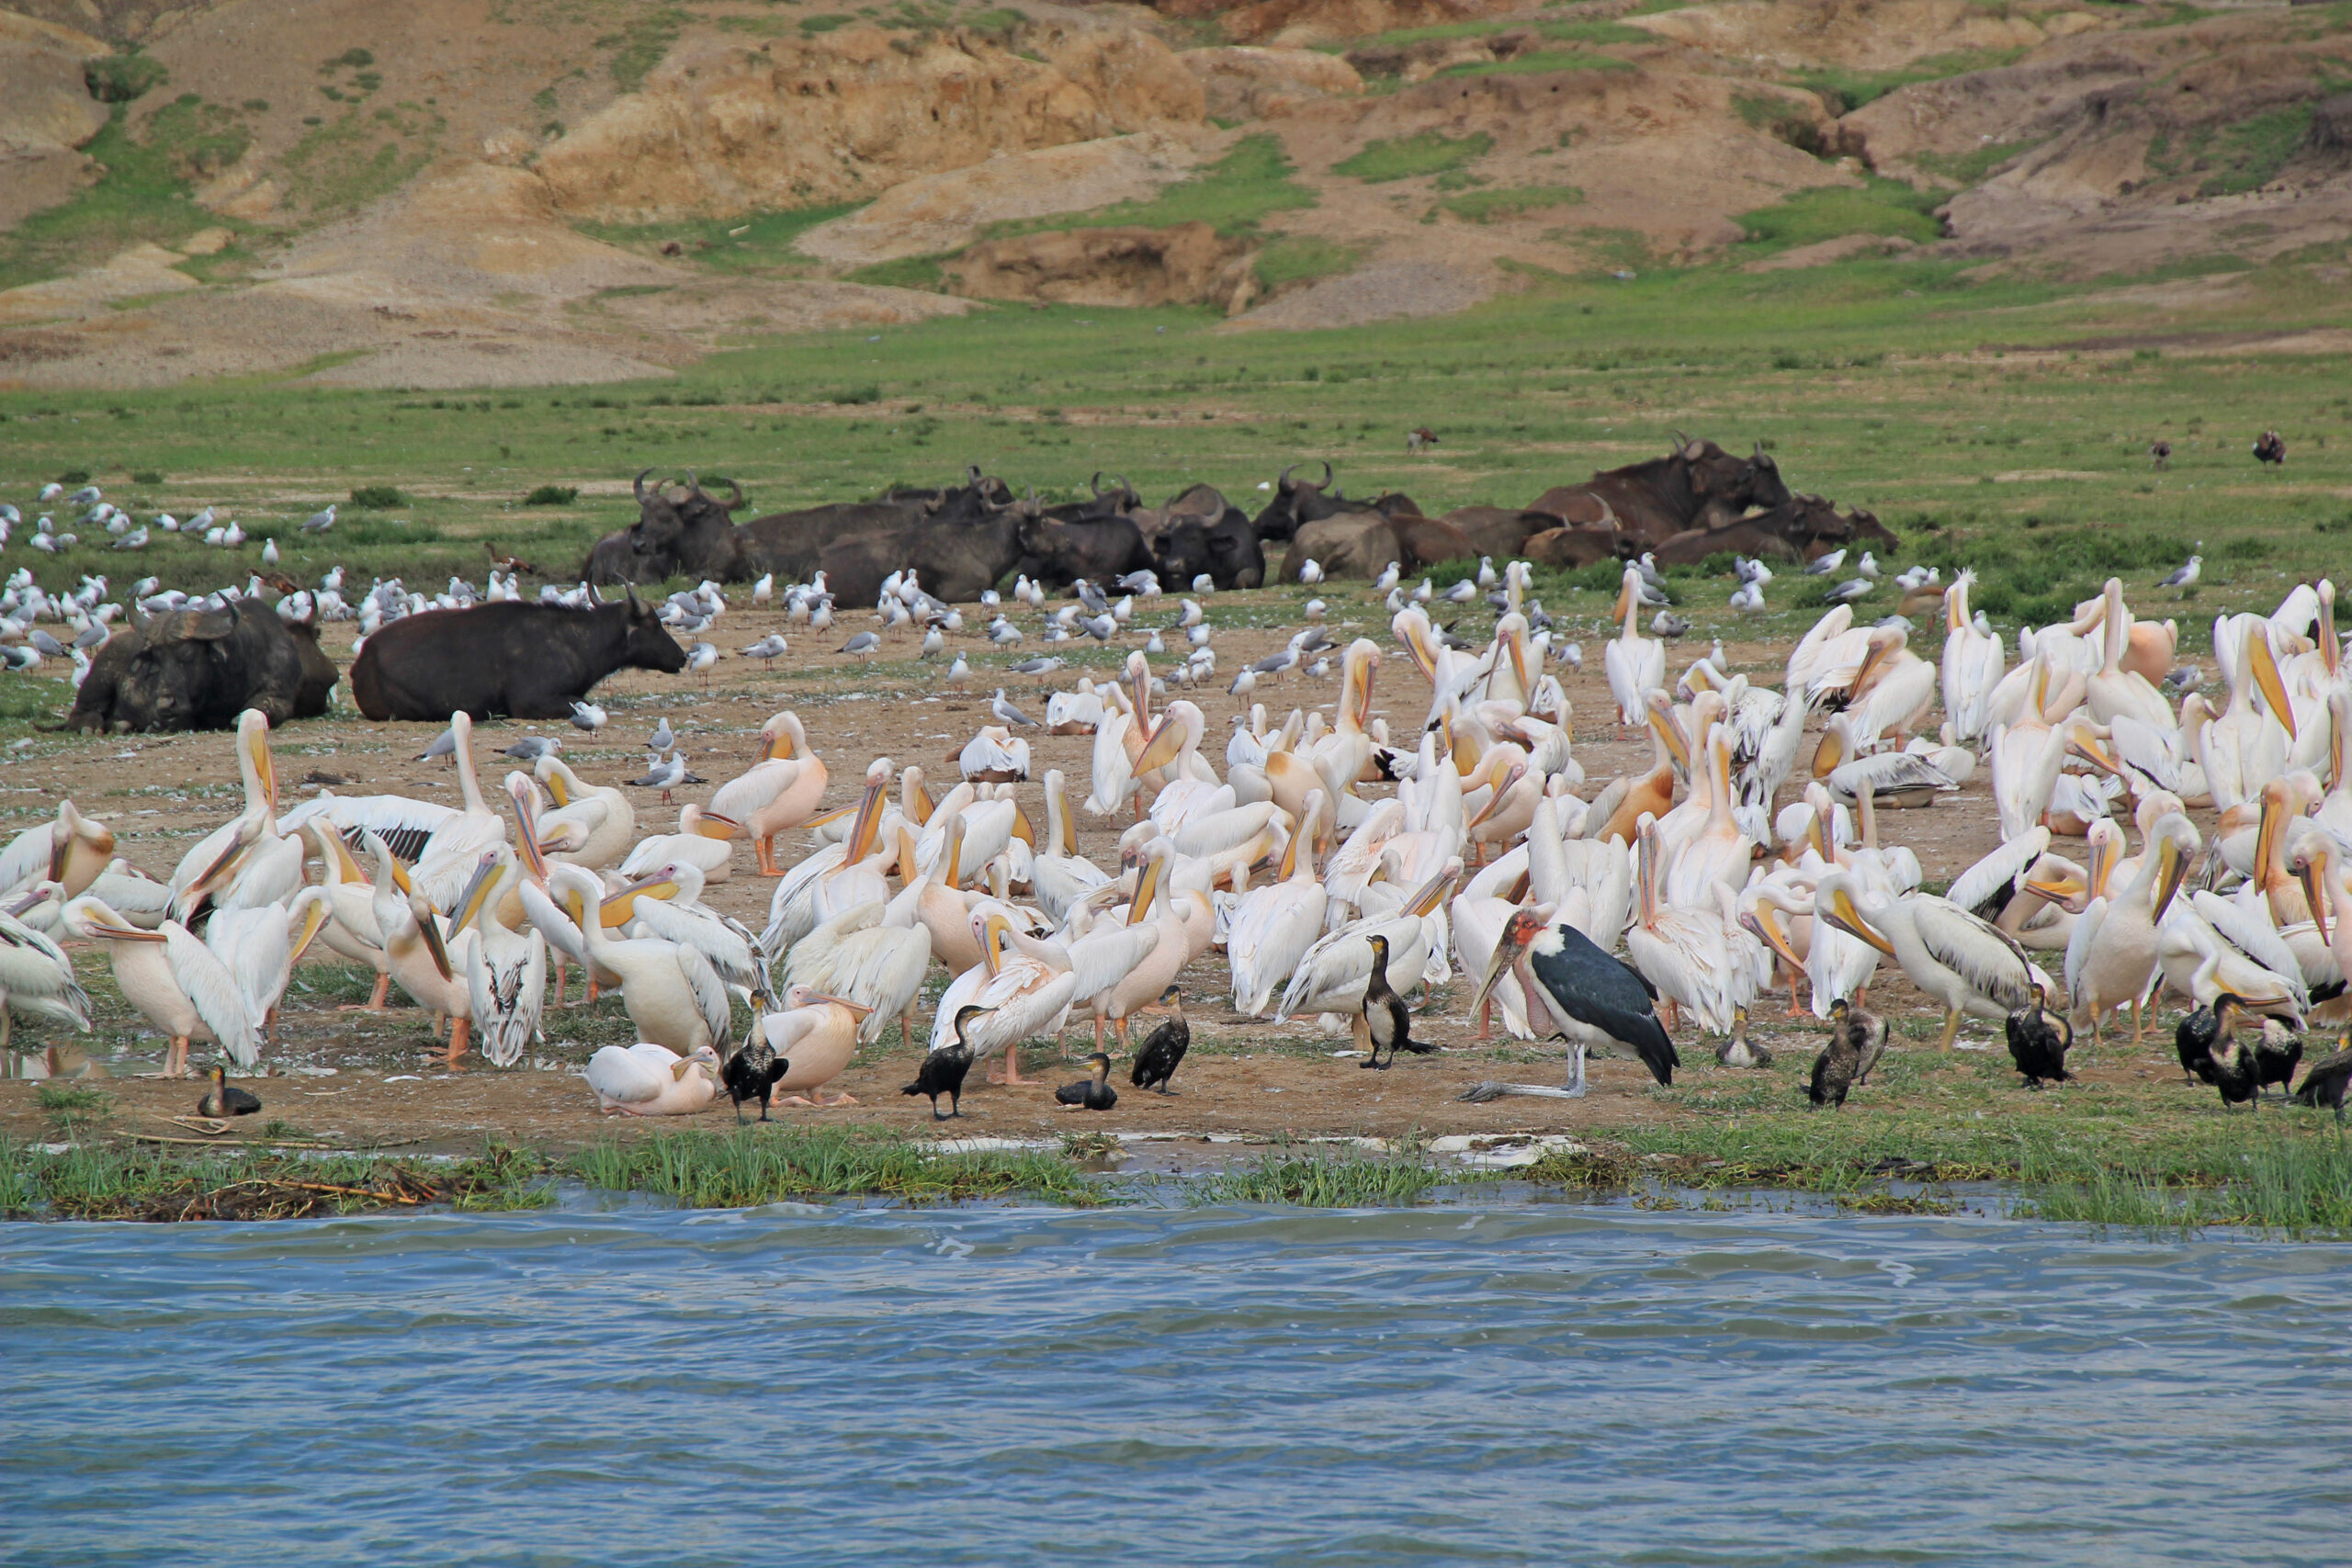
[91,923,167,942]
[1126,852,1165,926]
[1809,728,1842,781]
[1647,698,1691,772]
[843,779,886,864]
[417,909,454,982]
[2067,724,2120,776]
[542,765,571,808]
[2154,835,2188,924]
[810,991,876,1017]
[1396,616,1439,682]
[248,721,277,813]
[695,811,741,840]
[386,854,415,897]
[2301,859,2329,945]
[1506,634,1528,694]
[2248,624,2297,741]
[1356,648,1380,730]
[46,823,68,886]
[1008,801,1035,847]
[289,897,330,964]
[1821,886,1897,958]
[1133,714,1185,776]
[190,836,248,899]
[1743,908,1806,970]
[603,876,679,924]
[452,853,502,931]
[1853,637,1888,693]
[510,789,548,883]
[1466,763,1528,830]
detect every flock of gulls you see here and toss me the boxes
[4,513,2352,1129]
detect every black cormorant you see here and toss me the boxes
[1128,986,1190,1095]
[197,1066,261,1119]
[1715,1006,1770,1068]
[2210,1033,2260,1112]
[1809,997,1884,1109]
[2176,994,2239,1085]
[903,1005,988,1121]
[2292,1035,2352,1122]
[2005,982,2075,1089]
[1056,1052,1117,1111]
[2252,1019,2303,1100]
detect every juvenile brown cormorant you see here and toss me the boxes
[1361,933,1435,1071]
[1809,997,1884,1109]
[903,1004,988,1121]
[197,1065,260,1119]
[1128,986,1190,1095]
[1057,1051,1117,1111]
[721,1039,789,1122]
[2004,982,2075,1089]
[2293,1034,2352,1122]
[1715,1006,1770,1068]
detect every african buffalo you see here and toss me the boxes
[350,593,686,721]
[1529,437,1790,548]
[1521,526,1623,570]
[811,506,1027,606]
[1431,507,1558,560]
[1251,462,1352,542]
[1280,514,1396,581]
[1015,494,1155,591]
[582,470,746,585]
[1139,484,1262,590]
[67,602,333,734]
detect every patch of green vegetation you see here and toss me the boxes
[799,11,855,34]
[277,99,444,214]
[84,51,169,104]
[577,203,864,274]
[35,1084,109,1114]
[521,484,579,506]
[569,1126,1098,1206]
[1441,185,1586,224]
[965,6,1025,39]
[1252,235,1361,290]
[1535,17,1655,45]
[990,134,1315,241]
[1785,47,2027,115]
[1732,88,1829,156]
[0,96,256,289]
[1333,130,1493,184]
[1914,137,2048,186]
[348,483,407,508]
[0,1140,542,1221]
[1436,49,1634,80]
[848,251,951,290]
[2197,106,2317,198]
[1185,1145,1485,1207]
[1734,176,1945,254]
[603,6,689,92]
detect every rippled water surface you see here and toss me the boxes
[6,1201,2348,1565]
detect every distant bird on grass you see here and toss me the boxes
[2254,430,2286,468]
[2293,1035,2352,1122]
[741,634,787,667]
[1804,548,1847,578]
[2150,439,2171,468]
[2156,549,2201,591]
[301,504,337,534]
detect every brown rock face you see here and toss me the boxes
[1181,46,1363,119]
[944,222,1251,307]
[532,27,1204,223]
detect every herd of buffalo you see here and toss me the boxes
[585,435,1894,603]
[60,436,1896,732]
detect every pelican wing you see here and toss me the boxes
[0,822,57,898]
[585,1043,664,1106]
[0,915,89,1030]
[676,943,734,1055]
[1948,827,2051,919]
[205,906,289,1024]
[1061,922,1162,1006]
[163,925,260,1067]
[281,793,458,864]
[1830,751,1956,800]
[1908,897,2035,1012]
[469,929,547,1068]
[2192,891,2312,1012]
[632,897,769,999]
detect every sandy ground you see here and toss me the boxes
[0,579,2063,1157]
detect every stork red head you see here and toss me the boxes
[1474,903,1558,1018]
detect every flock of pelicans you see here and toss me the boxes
[6,539,2352,1130]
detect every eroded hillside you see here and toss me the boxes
[1,0,2346,389]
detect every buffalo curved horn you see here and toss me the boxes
[1110,473,1134,504]
[1091,470,1105,499]
[625,583,642,612]
[1278,463,1299,493]
[634,468,655,503]
[967,464,985,490]
[723,477,744,509]
[683,469,702,496]
[1753,440,1769,461]
[1317,459,1333,488]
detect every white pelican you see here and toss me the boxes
[1939,570,2003,740]
[615,859,772,1007]
[709,711,828,874]
[1031,770,1110,921]
[0,896,91,1052]
[1843,626,1937,747]
[586,1042,719,1115]
[1603,566,1664,726]
[65,895,256,1076]
[929,908,1080,1084]
[558,863,732,1056]
[2201,613,2295,807]
[1815,871,2044,1051]
[1627,817,1734,1035]
[959,725,1030,783]
[304,820,393,1010]
[1273,860,1461,1038]
[0,801,114,901]
[368,832,474,1064]
[169,709,277,912]
[617,803,737,883]
[1094,841,1190,1050]
[1810,715,1958,808]
[532,754,636,870]
[455,845,548,1068]
[2085,578,2176,731]
[2062,812,2195,1043]
[408,713,509,911]
[759,985,869,1106]
[785,899,931,1047]
[203,886,330,1046]
[1228,791,1329,1017]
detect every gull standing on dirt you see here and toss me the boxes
[570,701,607,735]
[838,631,881,660]
[947,653,970,683]
[631,751,695,805]
[742,634,787,667]
[991,689,1038,728]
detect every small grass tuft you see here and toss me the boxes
[349,483,407,509]
[521,484,580,507]
[568,1125,1099,1207]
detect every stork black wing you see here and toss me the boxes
[1529,924,1679,1086]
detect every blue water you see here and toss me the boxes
[6,1200,2347,1566]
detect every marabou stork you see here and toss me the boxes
[1465,905,1678,1099]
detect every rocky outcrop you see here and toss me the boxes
[532,26,1204,223]
[944,222,1253,308]
[1181,46,1363,118]
[0,11,110,228]
[1626,0,2101,73]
